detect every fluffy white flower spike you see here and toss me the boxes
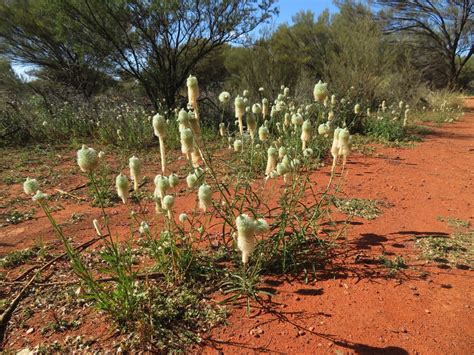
[234,139,243,152]
[115,173,129,204]
[265,147,278,177]
[234,96,246,136]
[338,128,351,168]
[153,114,168,174]
[331,128,341,173]
[246,115,257,141]
[262,98,269,118]
[258,126,269,142]
[198,184,212,212]
[301,119,312,150]
[187,75,199,109]
[354,104,361,114]
[77,145,98,173]
[129,156,141,191]
[180,128,194,160]
[177,109,190,131]
[313,80,328,103]
[154,175,170,199]
[161,195,175,219]
[236,214,269,264]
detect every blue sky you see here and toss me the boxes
[274,0,337,25]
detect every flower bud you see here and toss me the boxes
[234,139,243,152]
[32,190,48,203]
[23,177,39,195]
[169,173,179,188]
[219,91,230,104]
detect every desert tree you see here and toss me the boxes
[376,0,474,88]
[0,0,113,98]
[59,0,277,108]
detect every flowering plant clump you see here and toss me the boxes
[22,74,361,346]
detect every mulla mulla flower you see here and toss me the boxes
[32,190,48,203]
[129,156,141,191]
[265,147,278,178]
[258,126,269,142]
[179,213,188,223]
[234,139,243,152]
[354,104,361,114]
[153,113,167,174]
[301,119,312,150]
[115,173,129,204]
[291,113,303,130]
[276,155,292,182]
[252,103,262,115]
[331,127,341,173]
[23,177,39,195]
[169,173,179,188]
[331,94,337,106]
[198,184,212,212]
[77,145,98,173]
[219,91,231,104]
[338,128,351,168]
[262,98,269,118]
[236,214,269,265]
[161,195,175,219]
[154,175,170,206]
[247,115,257,141]
[318,122,330,136]
[186,173,198,188]
[235,96,246,136]
[313,80,328,103]
[187,75,199,109]
[180,128,194,160]
[177,109,190,131]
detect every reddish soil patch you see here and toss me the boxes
[1,101,473,353]
[199,105,474,354]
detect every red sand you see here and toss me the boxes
[1,99,473,353]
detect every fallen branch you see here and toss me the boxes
[55,189,86,201]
